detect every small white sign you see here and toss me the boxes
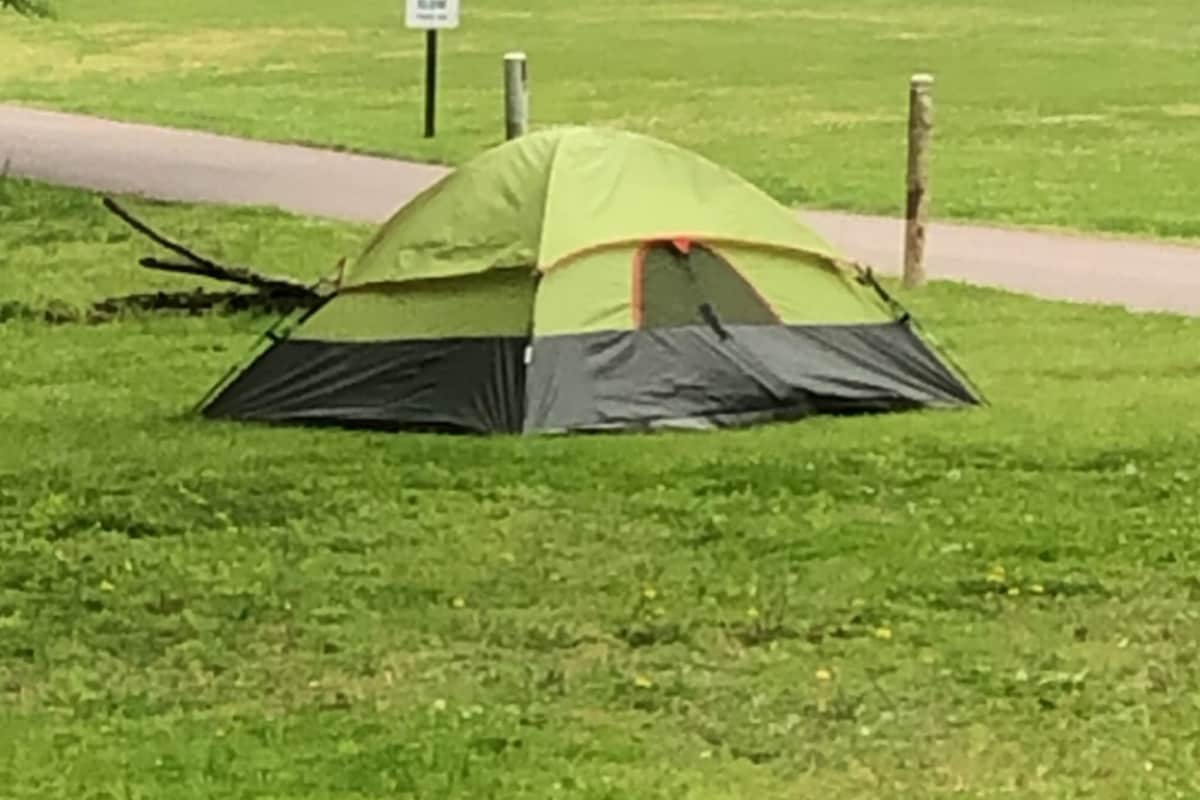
[406,0,460,29]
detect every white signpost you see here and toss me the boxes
[406,0,460,29]
[405,0,461,138]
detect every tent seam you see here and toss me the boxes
[541,237,844,273]
[535,131,571,270]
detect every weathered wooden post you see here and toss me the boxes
[904,73,934,288]
[504,52,529,140]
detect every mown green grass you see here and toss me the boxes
[3,0,1200,239]
[4,178,1200,797]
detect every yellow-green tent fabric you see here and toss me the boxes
[202,127,979,434]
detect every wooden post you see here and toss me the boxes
[504,52,529,140]
[904,73,934,288]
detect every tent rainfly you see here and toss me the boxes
[199,126,981,434]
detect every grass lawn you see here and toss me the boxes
[3,177,1200,797]
[2,0,1199,240]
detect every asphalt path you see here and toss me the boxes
[3,104,1196,315]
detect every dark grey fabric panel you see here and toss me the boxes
[523,321,977,433]
[733,322,976,408]
[521,328,811,433]
[202,337,528,434]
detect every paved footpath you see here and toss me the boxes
[3,105,1197,315]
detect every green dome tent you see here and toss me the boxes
[200,126,980,434]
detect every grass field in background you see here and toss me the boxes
[2,0,1199,239]
[3,178,1200,797]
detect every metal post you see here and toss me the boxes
[904,73,934,288]
[504,52,529,140]
[424,29,439,138]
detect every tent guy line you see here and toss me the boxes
[2,104,1198,316]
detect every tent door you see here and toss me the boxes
[636,242,779,329]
